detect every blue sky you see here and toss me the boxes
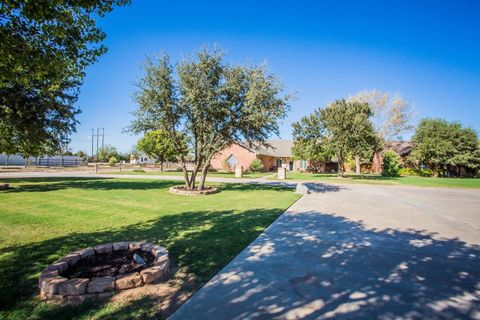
[70,0,480,153]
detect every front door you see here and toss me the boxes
[289,161,293,171]
[276,159,282,167]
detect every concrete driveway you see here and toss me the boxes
[171,183,480,319]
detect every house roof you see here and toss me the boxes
[242,139,293,158]
[384,141,413,156]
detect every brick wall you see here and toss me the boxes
[210,143,258,172]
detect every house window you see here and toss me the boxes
[276,159,282,167]
[300,160,307,169]
[226,154,238,168]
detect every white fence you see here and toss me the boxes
[0,154,83,167]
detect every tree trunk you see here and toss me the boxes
[198,163,210,190]
[24,157,27,168]
[433,164,439,177]
[160,160,164,172]
[5,154,8,166]
[355,155,361,175]
[337,157,344,178]
[180,162,191,189]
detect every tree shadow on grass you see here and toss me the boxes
[2,177,180,193]
[170,211,480,319]
[0,207,286,319]
[2,177,301,194]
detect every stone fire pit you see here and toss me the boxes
[169,185,219,196]
[39,241,170,303]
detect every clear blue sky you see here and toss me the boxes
[70,0,480,154]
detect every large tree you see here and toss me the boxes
[292,100,379,177]
[411,118,480,176]
[0,0,129,157]
[129,48,290,190]
[347,89,413,174]
[137,130,184,171]
[347,89,414,140]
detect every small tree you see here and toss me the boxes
[129,48,290,190]
[292,110,332,171]
[137,130,182,171]
[108,156,119,166]
[75,150,88,159]
[97,145,119,162]
[249,159,263,172]
[382,150,402,177]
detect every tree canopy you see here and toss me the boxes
[348,89,414,140]
[0,0,129,157]
[411,118,480,176]
[137,130,184,171]
[292,99,379,177]
[129,47,290,190]
[292,109,332,165]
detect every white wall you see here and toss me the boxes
[0,154,82,166]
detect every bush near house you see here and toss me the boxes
[249,159,263,172]
[399,168,417,176]
[382,150,402,177]
[418,168,434,177]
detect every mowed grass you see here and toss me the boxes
[102,170,273,179]
[272,172,480,189]
[0,177,300,319]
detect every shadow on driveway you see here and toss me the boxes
[171,211,480,319]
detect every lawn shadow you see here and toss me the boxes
[0,207,286,319]
[2,177,180,193]
[171,211,480,319]
[2,177,302,194]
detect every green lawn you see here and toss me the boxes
[271,172,480,189]
[103,170,273,179]
[0,177,299,319]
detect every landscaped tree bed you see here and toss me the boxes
[169,185,219,195]
[39,242,170,303]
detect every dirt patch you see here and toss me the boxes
[63,249,155,278]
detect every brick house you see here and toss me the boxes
[373,141,414,174]
[210,140,304,172]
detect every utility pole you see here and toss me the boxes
[96,128,100,161]
[91,128,94,161]
[101,128,105,152]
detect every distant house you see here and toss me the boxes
[129,154,155,164]
[211,140,301,172]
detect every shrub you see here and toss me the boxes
[382,150,402,177]
[418,168,434,177]
[249,159,263,172]
[133,169,146,173]
[108,156,118,166]
[399,167,417,176]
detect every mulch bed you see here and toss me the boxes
[63,249,155,278]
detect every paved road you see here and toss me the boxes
[171,183,480,320]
